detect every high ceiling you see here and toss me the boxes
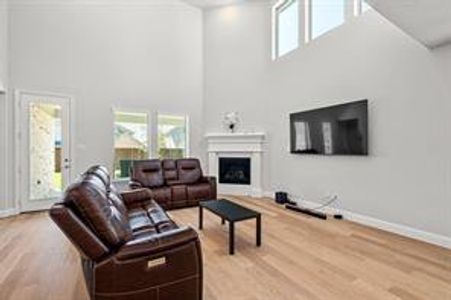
[367,0,451,48]
[181,0,245,8]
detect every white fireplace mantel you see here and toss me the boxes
[205,132,266,197]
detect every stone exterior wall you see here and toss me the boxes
[29,104,57,200]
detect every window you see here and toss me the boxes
[157,114,188,159]
[273,0,370,56]
[273,0,299,59]
[361,0,371,12]
[113,111,149,179]
[311,0,345,40]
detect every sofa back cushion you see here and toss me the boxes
[108,186,129,217]
[86,165,110,187]
[131,160,165,188]
[64,175,132,248]
[177,159,202,184]
[86,165,128,216]
[162,159,178,182]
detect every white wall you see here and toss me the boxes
[2,0,451,244]
[204,3,451,239]
[0,0,11,212]
[4,0,203,211]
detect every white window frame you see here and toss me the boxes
[273,0,369,58]
[355,0,371,15]
[156,112,190,159]
[112,107,152,179]
[272,0,303,60]
[353,0,362,16]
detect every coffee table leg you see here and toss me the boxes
[229,222,235,255]
[256,215,261,247]
[199,206,203,230]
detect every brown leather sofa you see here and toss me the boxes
[129,158,216,210]
[49,166,203,300]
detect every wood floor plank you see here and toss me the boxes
[0,196,450,300]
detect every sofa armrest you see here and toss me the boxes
[200,176,215,184]
[116,226,198,261]
[129,180,143,189]
[120,188,152,209]
[94,226,203,299]
[200,176,217,198]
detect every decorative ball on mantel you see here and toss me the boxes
[223,112,240,133]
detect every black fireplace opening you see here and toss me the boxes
[219,157,251,185]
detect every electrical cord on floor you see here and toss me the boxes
[310,195,338,210]
[288,193,343,219]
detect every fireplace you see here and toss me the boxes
[219,157,251,185]
[205,132,265,197]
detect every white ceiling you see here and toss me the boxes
[182,0,245,8]
[367,0,451,48]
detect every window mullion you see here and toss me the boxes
[150,111,158,158]
[345,0,356,18]
[304,0,312,43]
[353,0,362,16]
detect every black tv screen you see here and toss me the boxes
[290,100,368,155]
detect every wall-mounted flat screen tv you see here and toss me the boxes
[290,100,368,155]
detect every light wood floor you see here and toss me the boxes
[1,196,450,300]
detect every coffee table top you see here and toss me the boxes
[200,199,260,222]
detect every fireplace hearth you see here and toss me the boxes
[219,158,251,185]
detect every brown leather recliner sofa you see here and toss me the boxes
[129,158,216,210]
[49,166,203,300]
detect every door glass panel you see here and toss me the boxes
[29,102,63,201]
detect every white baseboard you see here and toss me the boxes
[0,207,19,218]
[262,191,451,249]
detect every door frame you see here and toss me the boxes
[14,90,76,212]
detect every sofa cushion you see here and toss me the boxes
[145,201,172,226]
[157,221,179,233]
[151,187,172,205]
[128,209,155,233]
[64,178,133,248]
[145,202,178,233]
[131,160,164,188]
[108,189,128,217]
[162,159,178,182]
[84,166,130,216]
[177,159,202,184]
[86,165,111,187]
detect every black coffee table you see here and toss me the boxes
[199,199,261,255]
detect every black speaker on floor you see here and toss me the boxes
[275,192,289,204]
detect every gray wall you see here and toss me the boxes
[204,3,451,238]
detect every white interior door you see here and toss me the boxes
[18,92,72,212]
